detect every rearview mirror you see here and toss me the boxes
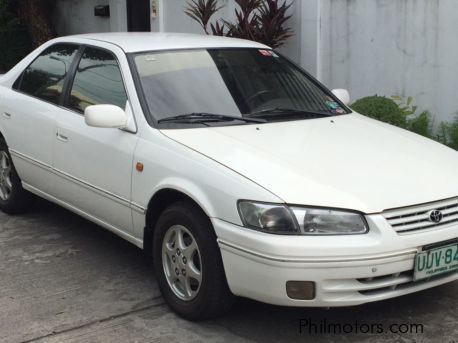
[84,104,128,129]
[331,89,351,106]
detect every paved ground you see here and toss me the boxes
[0,198,456,343]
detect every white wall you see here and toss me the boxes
[54,0,127,35]
[317,0,458,123]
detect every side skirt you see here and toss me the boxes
[23,182,144,249]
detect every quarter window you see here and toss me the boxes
[69,47,127,113]
[16,44,79,104]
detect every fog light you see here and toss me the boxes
[286,281,315,300]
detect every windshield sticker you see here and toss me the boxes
[335,107,346,114]
[144,55,157,62]
[259,49,274,57]
[325,96,345,114]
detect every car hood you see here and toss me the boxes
[160,113,458,213]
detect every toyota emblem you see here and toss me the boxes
[428,210,443,223]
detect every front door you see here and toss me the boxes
[53,45,138,236]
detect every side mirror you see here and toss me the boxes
[84,104,128,129]
[331,89,351,106]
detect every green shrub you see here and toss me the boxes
[185,0,293,49]
[438,117,458,150]
[408,111,432,138]
[0,0,32,73]
[449,119,458,150]
[351,94,457,151]
[351,96,408,128]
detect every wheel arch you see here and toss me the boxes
[143,187,214,255]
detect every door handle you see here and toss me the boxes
[2,112,11,119]
[56,132,69,142]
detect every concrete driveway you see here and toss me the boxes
[0,199,456,343]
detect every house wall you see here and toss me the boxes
[317,0,458,123]
[53,0,127,35]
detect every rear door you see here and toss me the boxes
[0,44,79,195]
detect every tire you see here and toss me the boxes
[152,201,234,320]
[0,138,34,214]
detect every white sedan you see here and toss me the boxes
[0,33,456,320]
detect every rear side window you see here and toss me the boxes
[16,44,79,105]
[68,47,127,113]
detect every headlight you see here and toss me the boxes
[238,201,298,234]
[238,201,368,235]
[290,207,368,235]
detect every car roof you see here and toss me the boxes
[56,32,270,53]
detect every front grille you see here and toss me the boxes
[322,268,457,300]
[357,270,456,296]
[383,197,458,233]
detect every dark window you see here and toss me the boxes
[12,75,22,90]
[17,44,79,104]
[69,47,127,113]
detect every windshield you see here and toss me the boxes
[133,48,349,127]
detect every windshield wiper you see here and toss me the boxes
[247,107,331,119]
[158,113,266,124]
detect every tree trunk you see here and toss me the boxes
[16,0,56,47]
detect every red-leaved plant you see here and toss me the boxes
[185,0,293,48]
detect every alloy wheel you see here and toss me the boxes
[162,224,202,301]
[0,151,13,201]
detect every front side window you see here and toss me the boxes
[133,48,350,127]
[69,47,127,113]
[16,44,79,104]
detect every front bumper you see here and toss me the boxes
[212,215,458,307]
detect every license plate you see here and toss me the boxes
[414,243,458,281]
